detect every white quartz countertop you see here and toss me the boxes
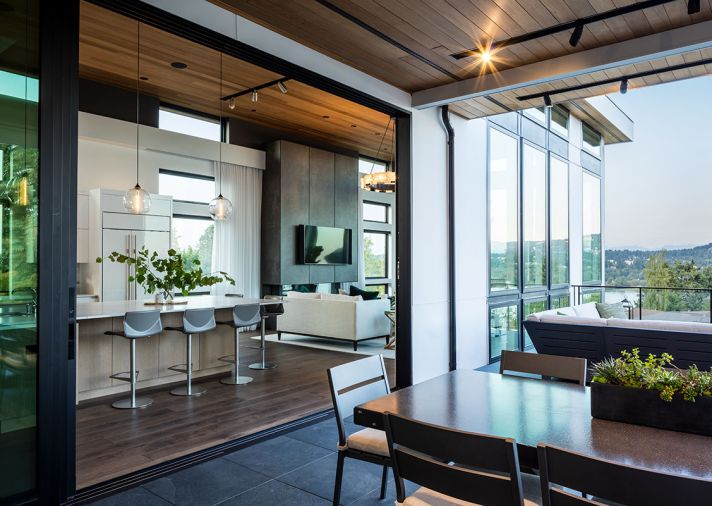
[76,295,283,321]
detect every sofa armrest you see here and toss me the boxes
[354,298,391,339]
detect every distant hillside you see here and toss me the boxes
[606,243,712,286]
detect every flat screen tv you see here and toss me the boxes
[298,225,352,265]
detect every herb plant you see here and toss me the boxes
[97,247,234,300]
[592,348,712,402]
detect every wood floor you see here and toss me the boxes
[75,335,394,489]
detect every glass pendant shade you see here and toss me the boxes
[361,171,396,192]
[123,184,152,214]
[209,194,233,221]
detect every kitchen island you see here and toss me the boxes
[76,296,279,402]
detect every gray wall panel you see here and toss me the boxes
[261,142,282,285]
[308,147,335,283]
[280,141,310,285]
[334,154,358,282]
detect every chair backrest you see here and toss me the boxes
[538,443,712,506]
[385,413,526,506]
[500,350,587,385]
[183,308,216,334]
[123,310,162,339]
[260,303,284,317]
[327,355,390,446]
[232,304,261,327]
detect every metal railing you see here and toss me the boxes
[572,285,712,323]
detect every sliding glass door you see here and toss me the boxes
[0,0,39,501]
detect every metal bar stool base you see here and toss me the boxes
[170,385,207,396]
[220,375,253,385]
[112,397,152,409]
[249,362,277,370]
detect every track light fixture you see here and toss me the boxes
[228,97,236,110]
[517,56,712,103]
[569,23,584,47]
[251,89,258,102]
[688,0,700,14]
[221,78,292,105]
[543,94,552,108]
[620,79,628,94]
[277,80,288,94]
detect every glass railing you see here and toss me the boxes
[572,285,712,323]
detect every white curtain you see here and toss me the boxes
[211,162,262,298]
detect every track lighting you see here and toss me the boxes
[228,97,236,110]
[569,23,583,47]
[620,79,628,95]
[251,89,258,103]
[277,80,288,94]
[543,94,552,108]
[688,0,700,14]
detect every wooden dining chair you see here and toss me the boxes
[327,355,391,506]
[500,350,587,385]
[384,412,541,505]
[538,443,712,506]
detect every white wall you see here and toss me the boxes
[78,112,265,193]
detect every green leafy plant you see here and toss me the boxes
[592,348,712,402]
[96,247,234,300]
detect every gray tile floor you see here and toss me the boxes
[90,417,407,506]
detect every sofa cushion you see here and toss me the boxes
[527,307,575,321]
[349,285,379,301]
[596,302,627,319]
[573,302,600,318]
[285,291,321,299]
[556,306,576,316]
[540,315,606,326]
[608,318,712,334]
[321,293,363,302]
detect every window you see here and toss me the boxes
[550,105,569,138]
[364,231,388,278]
[363,201,389,223]
[522,144,546,290]
[490,304,519,361]
[159,170,216,284]
[582,172,602,283]
[550,156,569,286]
[366,283,389,296]
[158,107,221,141]
[489,128,519,292]
[582,291,602,304]
[523,107,546,124]
[359,158,387,174]
[158,170,215,204]
[551,294,570,309]
[523,299,546,349]
[582,122,602,158]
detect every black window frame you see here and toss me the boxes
[362,200,390,224]
[581,121,602,159]
[363,229,390,280]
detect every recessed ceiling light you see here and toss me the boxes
[251,109,257,112]
[322,115,330,119]
[351,124,357,128]
[170,61,188,69]
[139,76,149,81]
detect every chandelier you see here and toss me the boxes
[361,117,395,193]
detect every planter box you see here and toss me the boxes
[591,382,712,436]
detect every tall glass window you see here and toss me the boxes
[489,128,518,292]
[550,105,569,138]
[490,304,519,360]
[523,299,546,349]
[0,0,39,500]
[522,144,546,290]
[550,156,569,286]
[582,122,602,158]
[583,172,602,283]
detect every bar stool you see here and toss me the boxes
[217,304,260,385]
[166,308,216,396]
[249,302,284,370]
[105,310,162,409]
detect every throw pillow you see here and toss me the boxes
[349,285,379,301]
[595,302,627,319]
[292,284,317,293]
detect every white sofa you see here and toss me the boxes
[277,292,391,350]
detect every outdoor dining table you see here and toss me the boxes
[354,369,712,480]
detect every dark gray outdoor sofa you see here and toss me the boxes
[523,303,712,370]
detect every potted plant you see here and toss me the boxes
[591,348,712,436]
[97,247,234,303]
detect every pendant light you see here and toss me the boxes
[123,21,151,214]
[209,52,233,221]
[361,118,396,193]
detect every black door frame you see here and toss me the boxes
[37,0,79,503]
[35,0,413,501]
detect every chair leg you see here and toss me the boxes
[333,451,345,506]
[379,465,388,499]
[111,339,152,409]
[249,316,277,370]
[220,327,253,385]
[171,334,206,396]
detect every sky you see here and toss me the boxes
[604,74,712,250]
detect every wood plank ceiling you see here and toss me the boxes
[79,1,394,159]
[212,0,712,119]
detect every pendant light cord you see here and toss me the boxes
[218,52,223,196]
[368,117,393,174]
[135,21,140,186]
